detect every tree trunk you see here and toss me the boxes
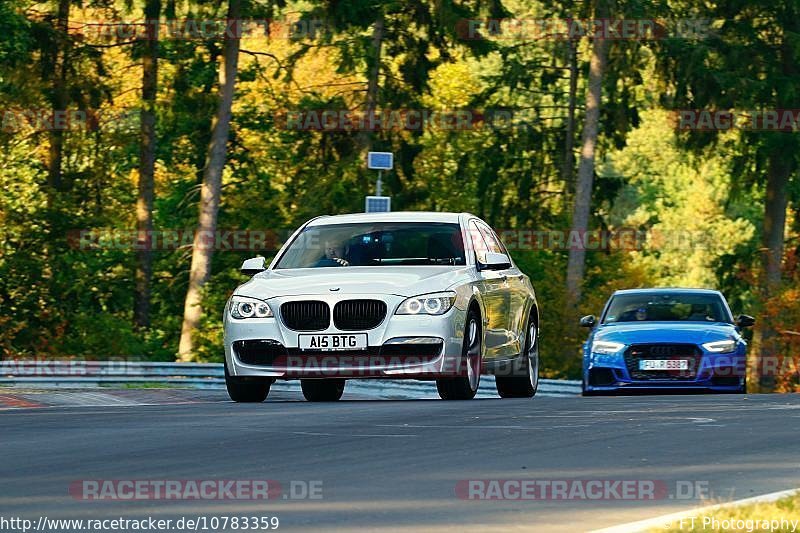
[565,0,609,307]
[762,154,789,291]
[561,39,578,188]
[752,25,797,390]
[358,15,384,152]
[134,0,161,329]
[47,0,70,196]
[752,151,790,390]
[178,0,241,361]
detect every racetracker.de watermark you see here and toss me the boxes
[672,109,800,132]
[68,479,322,501]
[68,18,331,41]
[456,18,712,40]
[278,109,516,131]
[2,356,796,379]
[65,228,717,252]
[68,229,288,251]
[455,479,708,501]
[1,109,96,132]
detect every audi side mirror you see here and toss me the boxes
[736,314,755,328]
[580,315,597,328]
[241,257,266,276]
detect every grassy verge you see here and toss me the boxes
[660,492,800,532]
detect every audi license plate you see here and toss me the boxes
[638,359,689,371]
[298,334,368,351]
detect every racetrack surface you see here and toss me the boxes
[1,388,799,532]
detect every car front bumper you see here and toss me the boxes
[583,353,747,393]
[224,294,468,379]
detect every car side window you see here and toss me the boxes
[491,227,511,257]
[469,221,490,264]
[477,222,506,256]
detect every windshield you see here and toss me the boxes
[602,292,732,324]
[274,222,466,269]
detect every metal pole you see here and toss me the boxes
[376,170,383,196]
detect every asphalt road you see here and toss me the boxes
[1,388,799,532]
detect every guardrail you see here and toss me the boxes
[0,361,581,397]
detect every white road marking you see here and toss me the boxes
[377,424,526,429]
[290,431,416,438]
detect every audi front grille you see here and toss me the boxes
[624,343,702,381]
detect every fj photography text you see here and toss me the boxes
[669,515,799,532]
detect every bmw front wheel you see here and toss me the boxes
[437,309,482,400]
[496,317,539,398]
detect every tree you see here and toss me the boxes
[565,0,609,306]
[47,0,71,197]
[178,0,242,360]
[654,0,800,389]
[134,0,161,328]
[561,39,579,186]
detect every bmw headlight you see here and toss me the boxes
[395,292,456,316]
[702,339,737,353]
[591,340,625,355]
[229,295,273,319]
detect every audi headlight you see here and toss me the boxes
[591,340,625,355]
[395,292,456,316]
[702,339,737,353]
[229,295,273,319]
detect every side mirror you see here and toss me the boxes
[241,257,266,276]
[480,252,512,271]
[736,314,755,328]
[580,315,597,328]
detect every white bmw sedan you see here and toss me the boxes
[223,212,540,402]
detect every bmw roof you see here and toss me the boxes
[306,212,468,226]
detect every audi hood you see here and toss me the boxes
[593,322,740,345]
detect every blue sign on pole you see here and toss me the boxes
[367,152,393,170]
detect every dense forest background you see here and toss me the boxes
[1,0,798,390]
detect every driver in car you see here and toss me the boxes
[315,241,349,267]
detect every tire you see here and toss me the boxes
[225,360,272,403]
[301,379,346,402]
[496,316,539,398]
[437,308,482,400]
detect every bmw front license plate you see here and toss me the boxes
[639,359,689,371]
[299,334,368,351]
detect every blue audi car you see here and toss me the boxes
[580,288,753,395]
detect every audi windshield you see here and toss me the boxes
[602,292,732,324]
[274,222,467,268]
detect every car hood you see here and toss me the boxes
[236,266,472,299]
[593,321,739,345]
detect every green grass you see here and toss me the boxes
[660,492,800,532]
